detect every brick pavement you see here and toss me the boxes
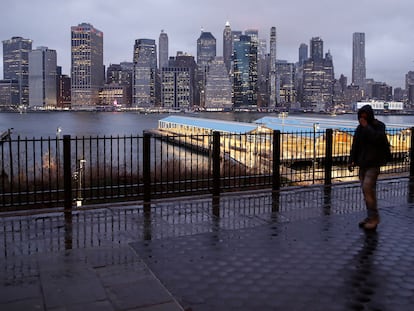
[1,178,414,310]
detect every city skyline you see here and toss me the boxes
[1,0,413,89]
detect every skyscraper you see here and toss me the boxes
[2,36,32,106]
[133,39,157,107]
[298,43,308,64]
[196,31,216,107]
[161,54,197,109]
[28,46,57,107]
[352,32,366,87]
[232,34,258,109]
[310,37,323,60]
[205,57,232,110]
[159,30,169,69]
[301,37,334,109]
[244,29,259,43]
[197,31,216,70]
[223,21,232,73]
[71,23,104,107]
[269,27,277,107]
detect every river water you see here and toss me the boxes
[1,111,414,138]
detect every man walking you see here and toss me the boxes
[348,104,390,230]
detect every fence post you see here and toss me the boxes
[63,135,72,212]
[143,131,151,206]
[272,130,281,192]
[324,129,333,185]
[212,131,220,197]
[410,127,414,180]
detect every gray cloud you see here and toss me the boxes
[1,0,413,88]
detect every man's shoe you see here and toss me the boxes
[362,217,380,230]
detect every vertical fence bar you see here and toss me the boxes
[410,127,414,180]
[63,135,72,212]
[143,131,151,204]
[324,129,333,185]
[212,131,220,197]
[272,130,281,192]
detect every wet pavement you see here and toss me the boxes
[1,178,414,310]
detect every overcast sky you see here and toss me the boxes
[1,0,413,88]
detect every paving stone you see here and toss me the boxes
[1,179,414,311]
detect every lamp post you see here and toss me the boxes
[313,122,320,184]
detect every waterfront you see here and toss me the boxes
[1,111,414,138]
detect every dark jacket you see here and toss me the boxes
[349,105,390,168]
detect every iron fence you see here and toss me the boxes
[0,127,412,211]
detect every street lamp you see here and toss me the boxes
[313,122,320,184]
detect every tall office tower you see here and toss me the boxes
[352,32,366,87]
[196,31,216,106]
[197,31,216,70]
[310,37,323,61]
[158,30,169,69]
[232,34,258,109]
[133,39,157,107]
[269,27,277,107]
[301,38,334,109]
[276,60,296,104]
[120,62,134,106]
[205,57,232,111]
[57,74,71,108]
[161,54,197,109]
[245,29,259,43]
[28,46,57,107]
[106,64,122,84]
[298,43,308,64]
[0,80,20,107]
[2,36,32,106]
[405,71,414,91]
[71,23,104,107]
[223,21,232,73]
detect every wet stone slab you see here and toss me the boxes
[131,205,414,311]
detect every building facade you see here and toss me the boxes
[301,37,334,109]
[197,31,216,70]
[232,34,258,109]
[57,74,71,108]
[28,46,57,108]
[133,39,157,108]
[269,27,277,108]
[0,80,19,108]
[298,43,308,65]
[276,60,296,104]
[158,30,169,70]
[2,36,32,106]
[71,23,104,108]
[352,32,366,87]
[223,22,232,73]
[204,57,232,110]
[161,54,197,109]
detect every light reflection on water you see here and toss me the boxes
[1,111,413,138]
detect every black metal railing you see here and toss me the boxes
[0,127,412,211]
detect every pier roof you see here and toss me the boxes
[255,116,356,132]
[159,115,258,134]
[255,116,408,133]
